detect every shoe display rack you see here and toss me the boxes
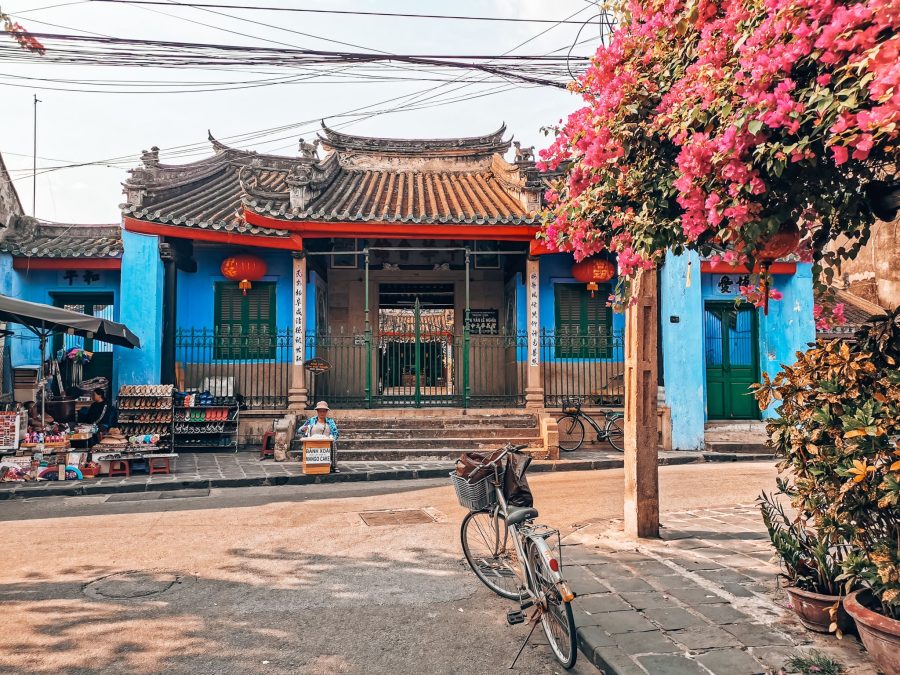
[116,385,175,450]
[173,392,239,452]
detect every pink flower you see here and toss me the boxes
[816,74,832,86]
[831,145,849,165]
[832,303,847,325]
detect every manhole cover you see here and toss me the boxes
[83,570,194,600]
[359,509,435,526]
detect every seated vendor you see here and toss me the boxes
[77,388,114,431]
[297,401,340,471]
[24,401,54,429]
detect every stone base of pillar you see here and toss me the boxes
[287,388,308,412]
[524,387,544,409]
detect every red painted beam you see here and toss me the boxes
[529,240,557,256]
[123,217,303,250]
[12,257,121,270]
[243,209,540,241]
[700,261,797,275]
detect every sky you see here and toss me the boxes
[1,0,604,224]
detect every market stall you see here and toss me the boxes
[0,294,156,484]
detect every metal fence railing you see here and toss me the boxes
[175,328,292,409]
[174,327,622,411]
[303,328,528,409]
[540,329,625,408]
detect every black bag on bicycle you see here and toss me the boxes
[455,449,506,484]
[503,452,533,508]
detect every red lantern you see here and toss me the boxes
[756,223,800,315]
[571,257,616,297]
[758,223,800,262]
[221,254,267,295]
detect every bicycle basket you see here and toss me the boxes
[450,472,497,511]
[562,398,581,414]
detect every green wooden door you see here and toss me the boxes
[704,303,759,419]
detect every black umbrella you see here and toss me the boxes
[0,294,140,349]
[0,294,140,426]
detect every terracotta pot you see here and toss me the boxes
[844,589,900,675]
[785,586,853,634]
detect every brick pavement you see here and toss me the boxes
[563,505,876,674]
[0,449,767,500]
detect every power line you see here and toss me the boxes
[90,1,612,25]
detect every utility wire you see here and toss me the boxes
[90,1,611,25]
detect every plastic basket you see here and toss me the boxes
[450,472,497,511]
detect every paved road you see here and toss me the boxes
[0,462,776,674]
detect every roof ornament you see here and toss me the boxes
[141,146,160,168]
[513,141,535,163]
[286,164,314,211]
[298,137,320,160]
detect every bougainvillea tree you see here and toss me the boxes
[539,0,899,310]
[1,8,46,54]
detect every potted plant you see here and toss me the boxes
[755,309,900,671]
[758,492,852,634]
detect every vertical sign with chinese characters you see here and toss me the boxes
[528,270,540,367]
[292,256,305,365]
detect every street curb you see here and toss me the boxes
[0,453,773,500]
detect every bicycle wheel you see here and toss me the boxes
[556,415,585,452]
[526,541,577,669]
[460,510,524,600]
[605,414,624,452]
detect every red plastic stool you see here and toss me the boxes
[108,460,130,477]
[149,457,171,475]
[260,430,276,459]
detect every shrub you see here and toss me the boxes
[754,308,900,619]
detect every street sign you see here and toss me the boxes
[303,357,332,374]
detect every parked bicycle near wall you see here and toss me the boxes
[452,444,578,669]
[557,397,624,452]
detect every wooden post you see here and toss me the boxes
[524,257,544,408]
[288,252,309,411]
[624,267,660,538]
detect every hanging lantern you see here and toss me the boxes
[221,253,267,295]
[756,223,800,315]
[572,257,616,297]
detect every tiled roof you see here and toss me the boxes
[122,162,291,237]
[246,166,533,225]
[122,125,541,233]
[0,215,122,258]
[816,288,888,339]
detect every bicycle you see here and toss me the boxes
[453,444,578,669]
[557,397,624,452]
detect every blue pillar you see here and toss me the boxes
[0,252,41,367]
[661,251,706,450]
[116,230,163,386]
[758,263,815,418]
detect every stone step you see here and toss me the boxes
[330,427,538,440]
[324,447,542,462]
[704,421,768,433]
[338,415,536,429]
[335,436,539,451]
[706,441,773,455]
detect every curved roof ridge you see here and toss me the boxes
[318,121,510,157]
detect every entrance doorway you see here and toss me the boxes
[704,302,759,419]
[51,292,115,391]
[377,284,456,406]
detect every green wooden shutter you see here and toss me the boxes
[215,282,276,359]
[246,283,276,358]
[554,283,612,358]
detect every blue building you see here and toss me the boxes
[0,128,815,450]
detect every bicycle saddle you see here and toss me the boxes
[506,507,539,526]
